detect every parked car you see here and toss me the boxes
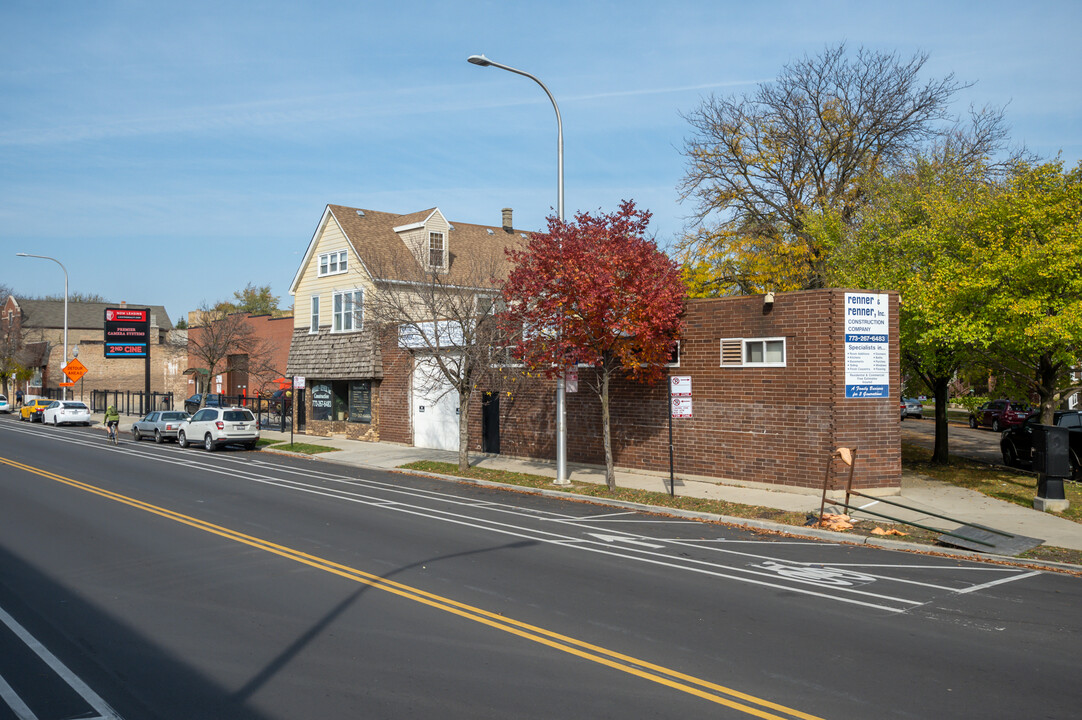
[903,398,923,419]
[1000,410,1082,479]
[131,410,191,443]
[20,398,53,423]
[968,399,1030,432]
[177,406,259,451]
[0,394,9,413]
[183,393,225,415]
[43,400,92,426]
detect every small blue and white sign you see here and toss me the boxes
[844,293,889,399]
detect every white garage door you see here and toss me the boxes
[412,356,460,451]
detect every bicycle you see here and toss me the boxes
[107,421,119,445]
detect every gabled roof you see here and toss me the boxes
[289,204,532,295]
[14,299,173,331]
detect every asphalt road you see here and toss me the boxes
[901,415,1007,465]
[1,415,1080,719]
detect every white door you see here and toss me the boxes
[412,356,459,451]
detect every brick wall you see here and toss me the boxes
[465,289,900,491]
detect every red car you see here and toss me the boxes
[968,399,1030,432]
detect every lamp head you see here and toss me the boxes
[15,253,29,257]
[467,54,492,67]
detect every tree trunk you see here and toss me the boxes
[1037,353,1058,425]
[458,387,471,472]
[601,369,615,490]
[931,375,950,464]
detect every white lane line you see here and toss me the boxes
[954,570,1043,594]
[559,511,638,521]
[0,673,37,720]
[0,606,122,720]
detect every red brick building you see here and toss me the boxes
[185,312,294,399]
[457,291,901,491]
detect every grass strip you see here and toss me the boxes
[263,441,338,455]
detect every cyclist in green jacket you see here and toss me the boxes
[104,404,120,443]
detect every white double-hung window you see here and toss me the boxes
[318,250,348,277]
[429,232,445,269]
[332,289,364,332]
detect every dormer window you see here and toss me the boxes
[318,250,348,277]
[429,232,445,269]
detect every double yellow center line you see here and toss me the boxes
[1,456,825,719]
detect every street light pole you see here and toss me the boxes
[16,253,68,400]
[467,54,569,485]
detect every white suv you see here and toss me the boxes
[178,407,260,451]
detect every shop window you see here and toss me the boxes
[309,380,371,423]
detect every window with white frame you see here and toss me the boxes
[720,337,786,367]
[332,289,364,332]
[318,250,348,277]
[429,232,445,269]
[309,295,320,333]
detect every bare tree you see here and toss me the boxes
[678,44,996,294]
[364,246,518,471]
[177,302,282,409]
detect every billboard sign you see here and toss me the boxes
[104,307,150,358]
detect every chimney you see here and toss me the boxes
[502,208,513,233]
[120,301,127,308]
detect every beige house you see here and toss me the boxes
[286,204,526,442]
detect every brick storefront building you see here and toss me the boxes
[460,291,900,491]
[2,296,187,402]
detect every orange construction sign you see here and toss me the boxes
[63,357,88,383]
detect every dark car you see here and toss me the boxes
[1000,410,1082,479]
[183,393,224,416]
[969,399,1030,432]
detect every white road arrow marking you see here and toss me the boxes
[587,532,665,549]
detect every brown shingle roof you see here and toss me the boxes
[326,205,531,286]
[15,299,173,331]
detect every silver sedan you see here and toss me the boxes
[131,410,192,443]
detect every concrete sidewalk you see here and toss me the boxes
[97,412,1082,554]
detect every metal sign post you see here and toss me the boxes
[668,377,692,497]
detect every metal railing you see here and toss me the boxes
[90,390,175,416]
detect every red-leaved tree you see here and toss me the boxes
[502,200,686,489]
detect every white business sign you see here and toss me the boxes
[844,292,889,398]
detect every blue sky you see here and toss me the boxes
[2,0,1079,323]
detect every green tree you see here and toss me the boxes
[831,153,998,463]
[963,161,1082,423]
[678,44,1002,297]
[230,283,282,316]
